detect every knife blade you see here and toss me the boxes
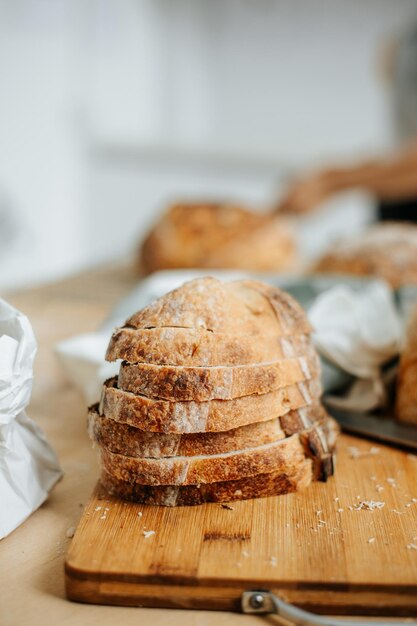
[324,404,417,452]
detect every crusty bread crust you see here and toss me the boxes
[89,403,335,458]
[106,326,312,366]
[98,433,318,486]
[314,222,417,289]
[100,377,313,433]
[140,202,296,274]
[100,463,312,506]
[396,303,417,424]
[118,357,310,401]
[89,406,286,457]
[95,275,336,505]
[126,277,311,336]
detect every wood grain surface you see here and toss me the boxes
[0,262,416,625]
[66,437,417,615]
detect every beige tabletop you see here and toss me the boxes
[0,262,414,625]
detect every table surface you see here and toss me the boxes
[1,262,416,626]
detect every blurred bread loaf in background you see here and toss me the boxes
[140,202,296,274]
[313,222,417,288]
[396,303,417,425]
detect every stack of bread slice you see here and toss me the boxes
[88,277,337,506]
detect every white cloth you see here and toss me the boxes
[0,298,62,539]
[309,281,402,410]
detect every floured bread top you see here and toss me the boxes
[126,277,311,336]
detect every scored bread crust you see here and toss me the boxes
[118,357,310,402]
[126,277,311,337]
[100,462,312,506]
[98,432,320,486]
[100,377,313,433]
[106,326,312,367]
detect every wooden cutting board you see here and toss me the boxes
[65,434,417,616]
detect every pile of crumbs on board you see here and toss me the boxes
[350,500,385,511]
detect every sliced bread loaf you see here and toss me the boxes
[126,277,311,336]
[100,462,312,506]
[100,377,313,433]
[90,404,335,473]
[98,432,316,486]
[106,326,312,366]
[89,405,286,457]
[118,357,310,401]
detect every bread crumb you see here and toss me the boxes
[347,446,380,459]
[234,490,242,496]
[66,526,76,539]
[221,504,234,510]
[242,550,250,558]
[367,537,376,544]
[354,501,385,511]
[391,509,403,515]
[137,512,143,517]
[337,508,344,513]
[334,497,339,502]
[406,543,417,550]
[143,530,155,539]
[100,515,107,520]
[315,510,322,516]
[268,556,277,567]
[94,506,102,511]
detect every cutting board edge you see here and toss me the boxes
[65,570,417,616]
[64,559,417,595]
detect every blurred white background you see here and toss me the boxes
[0,0,416,290]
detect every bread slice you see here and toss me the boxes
[106,326,312,367]
[100,377,314,433]
[89,405,286,457]
[126,277,311,337]
[100,462,312,506]
[118,356,310,401]
[89,405,335,474]
[97,432,321,486]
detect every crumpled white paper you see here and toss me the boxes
[309,281,402,410]
[54,271,405,414]
[0,298,63,539]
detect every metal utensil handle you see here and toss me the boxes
[241,591,415,626]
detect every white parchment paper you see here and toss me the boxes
[0,298,62,539]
